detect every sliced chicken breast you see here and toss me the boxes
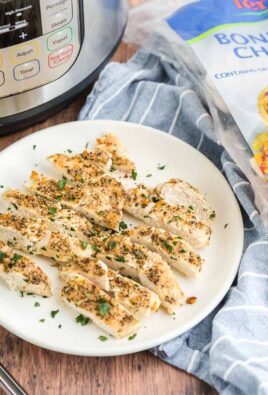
[61,262,160,319]
[0,213,92,264]
[60,257,110,291]
[94,133,135,173]
[124,184,211,248]
[156,178,215,225]
[107,269,160,320]
[94,234,185,314]
[0,241,51,296]
[128,225,203,278]
[48,151,125,210]
[25,171,123,231]
[61,273,140,338]
[3,189,94,240]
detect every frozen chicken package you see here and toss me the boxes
[124,0,268,227]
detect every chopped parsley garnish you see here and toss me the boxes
[97,211,104,216]
[55,195,62,201]
[157,164,166,170]
[210,211,216,220]
[98,300,111,316]
[51,309,59,318]
[11,203,18,210]
[67,149,73,154]
[33,145,36,150]
[119,221,128,231]
[224,223,228,229]
[108,241,117,251]
[20,291,24,297]
[188,205,193,210]
[85,142,89,149]
[131,169,137,181]
[48,207,57,215]
[0,185,4,188]
[58,324,62,329]
[98,335,108,341]
[115,256,126,263]
[41,247,47,251]
[39,319,45,323]
[0,251,6,262]
[12,253,22,262]
[34,302,40,307]
[81,241,88,250]
[152,197,160,203]
[128,334,137,341]
[146,174,152,178]
[110,166,116,172]
[179,249,186,254]
[76,314,91,326]
[162,241,173,253]
[57,177,67,190]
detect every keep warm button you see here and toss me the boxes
[14,60,40,81]
[48,44,73,68]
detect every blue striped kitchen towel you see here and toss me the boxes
[78,34,268,395]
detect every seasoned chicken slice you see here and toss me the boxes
[61,262,160,319]
[48,151,125,210]
[3,189,94,240]
[156,179,215,225]
[94,234,185,314]
[107,269,160,320]
[61,273,140,338]
[0,213,92,264]
[128,226,203,278]
[0,241,51,296]
[25,171,123,231]
[60,257,110,291]
[124,184,211,248]
[94,133,135,173]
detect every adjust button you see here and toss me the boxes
[14,60,40,81]
[48,44,73,68]
[11,42,39,65]
[0,71,5,87]
[47,27,72,51]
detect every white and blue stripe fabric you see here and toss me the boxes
[78,35,268,395]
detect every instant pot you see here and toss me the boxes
[0,0,128,135]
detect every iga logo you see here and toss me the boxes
[234,0,267,10]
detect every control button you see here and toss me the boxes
[40,0,73,34]
[47,27,72,51]
[48,44,73,68]
[0,71,5,87]
[14,60,40,81]
[11,42,39,65]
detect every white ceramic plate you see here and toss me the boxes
[0,120,243,356]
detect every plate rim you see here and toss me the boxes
[0,120,244,356]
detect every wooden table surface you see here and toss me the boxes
[0,1,217,394]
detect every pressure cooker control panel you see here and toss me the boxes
[0,0,81,98]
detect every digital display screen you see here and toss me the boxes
[0,0,42,49]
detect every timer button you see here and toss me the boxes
[14,60,40,81]
[48,44,73,68]
[47,27,72,51]
[41,0,73,34]
[11,43,39,65]
[0,71,5,87]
